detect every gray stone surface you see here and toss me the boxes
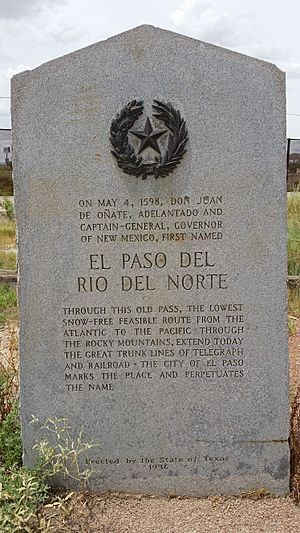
[12,25,289,495]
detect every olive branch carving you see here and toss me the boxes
[110,99,188,179]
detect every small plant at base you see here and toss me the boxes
[0,402,22,469]
[31,416,96,490]
[288,316,296,336]
[0,286,18,325]
[0,414,95,532]
[0,464,49,532]
[0,406,49,533]
[1,198,15,221]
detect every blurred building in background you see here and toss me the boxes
[287,138,300,191]
[0,129,12,165]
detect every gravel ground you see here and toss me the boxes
[42,491,300,532]
[289,317,300,399]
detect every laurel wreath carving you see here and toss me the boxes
[110,99,188,179]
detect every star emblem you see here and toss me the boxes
[130,117,167,155]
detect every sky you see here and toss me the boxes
[1,0,300,137]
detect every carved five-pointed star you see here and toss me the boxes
[130,117,167,155]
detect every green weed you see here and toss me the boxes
[0,464,49,532]
[1,198,14,221]
[31,416,95,489]
[0,413,95,532]
[0,402,22,469]
[287,191,300,276]
[288,315,297,335]
[0,404,41,533]
[287,190,300,318]
[0,285,17,324]
[0,284,17,308]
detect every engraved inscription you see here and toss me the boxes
[59,190,247,400]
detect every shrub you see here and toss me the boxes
[1,198,14,221]
[0,413,95,532]
[0,402,22,469]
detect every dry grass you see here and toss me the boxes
[0,251,16,270]
[0,325,19,421]
[0,165,13,196]
[0,250,17,271]
[0,220,15,246]
[288,191,300,278]
[0,285,17,324]
[287,190,300,326]
[289,288,300,321]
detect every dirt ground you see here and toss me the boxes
[42,491,300,533]
[289,317,300,398]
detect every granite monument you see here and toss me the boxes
[12,25,289,495]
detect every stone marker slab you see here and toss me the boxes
[12,25,289,495]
